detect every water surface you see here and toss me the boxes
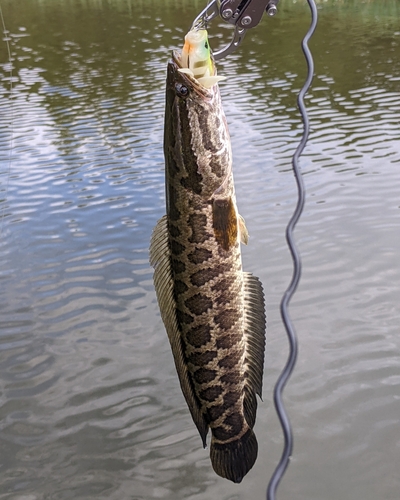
[0,0,399,498]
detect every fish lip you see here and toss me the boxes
[171,50,214,97]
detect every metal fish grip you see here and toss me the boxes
[192,0,280,60]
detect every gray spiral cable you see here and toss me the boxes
[267,1,318,498]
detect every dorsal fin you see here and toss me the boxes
[242,272,266,426]
[150,215,209,446]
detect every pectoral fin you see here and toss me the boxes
[238,214,249,245]
[150,216,209,446]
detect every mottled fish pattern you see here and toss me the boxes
[150,48,266,483]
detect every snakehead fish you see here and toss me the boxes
[150,29,266,483]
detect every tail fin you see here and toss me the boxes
[210,429,258,483]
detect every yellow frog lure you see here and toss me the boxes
[178,29,226,89]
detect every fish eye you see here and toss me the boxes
[175,83,189,97]
[205,41,209,49]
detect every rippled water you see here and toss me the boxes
[0,0,399,498]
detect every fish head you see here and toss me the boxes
[167,50,212,101]
[165,51,233,199]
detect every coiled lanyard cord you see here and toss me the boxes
[267,1,318,499]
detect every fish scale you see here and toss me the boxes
[150,38,266,483]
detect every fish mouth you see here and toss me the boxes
[171,50,225,93]
[171,50,212,95]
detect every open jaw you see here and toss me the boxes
[177,66,225,89]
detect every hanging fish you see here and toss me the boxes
[150,28,266,484]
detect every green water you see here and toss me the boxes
[0,1,399,499]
